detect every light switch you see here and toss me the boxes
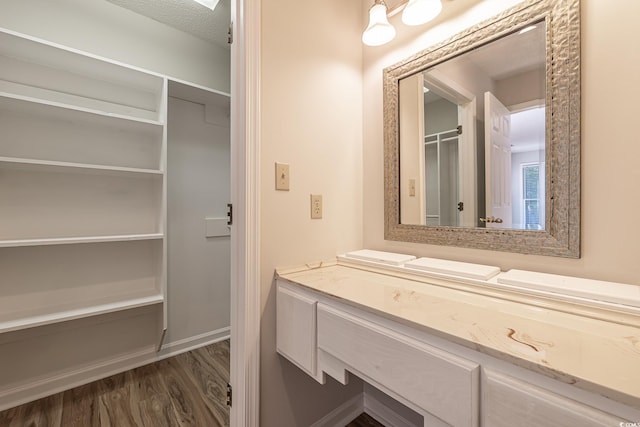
[409,179,416,197]
[310,194,322,219]
[275,162,290,191]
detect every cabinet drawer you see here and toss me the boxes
[276,283,318,378]
[482,369,628,427]
[317,303,479,427]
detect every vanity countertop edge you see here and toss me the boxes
[275,259,640,407]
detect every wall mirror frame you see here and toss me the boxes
[383,0,580,258]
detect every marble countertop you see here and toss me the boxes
[277,262,640,406]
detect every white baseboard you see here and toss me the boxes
[159,327,230,358]
[0,345,159,412]
[364,392,420,427]
[0,328,230,412]
[311,389,421,427]
[311,393,364,427]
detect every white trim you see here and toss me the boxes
[508,98,545,113]
[310,391,421,427]
[0,331,231,412]
[0,345,156,412]
[310,394,364,427]
[159,327,230,357]
[422,69,477,227]
[364,392,421,427]
[230,0,261,424]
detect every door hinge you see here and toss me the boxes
[226,383,232,407]
[227,203,233,226]
[457,201,464,212]
[457,125,462,135]
[228,23,233,45]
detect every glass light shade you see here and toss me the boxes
[401,0,443,26]
[362,2,396,46]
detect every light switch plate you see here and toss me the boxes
[275,162,290,191]
[310,194,322,219]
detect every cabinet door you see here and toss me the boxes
[276,282,320,380]
[482,369,629,427]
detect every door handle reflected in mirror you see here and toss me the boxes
[479,217,503,224]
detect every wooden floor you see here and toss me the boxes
[0,340,230,427]
[346,412,386,427]
[1,340,388,427]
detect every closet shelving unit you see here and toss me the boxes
[0,29,167,335]
[424,128,460,226]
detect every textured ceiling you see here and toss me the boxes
[106,0,231,49]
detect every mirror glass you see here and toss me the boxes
[399,21,546,230]
[383,0,581,258]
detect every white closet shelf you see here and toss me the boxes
[0,90,163,127]
[0,233,164,248]
[0,156,163,176]
[0,292,163,334]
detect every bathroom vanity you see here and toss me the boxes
[276,252,640,426]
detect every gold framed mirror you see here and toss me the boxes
[383,0,580,257]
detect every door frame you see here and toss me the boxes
[422,70,477,227]
[230,0,261,425]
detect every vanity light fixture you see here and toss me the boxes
[362,0,397,46]
[363,0,443,46]
[402,0,443,26]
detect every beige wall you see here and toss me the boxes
[259,0,365,425]
[363,0,640,286]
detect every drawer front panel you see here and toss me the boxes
[317,303,479,427]
[482,369,627,427]
[276,283,317,376]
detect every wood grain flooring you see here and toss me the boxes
[345,412,386,427]
[0,340,230,427]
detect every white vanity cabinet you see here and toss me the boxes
[276,264,640,427]
[276,283,321,380]
[317,303,479,427]
[277,279,477,426]
[482,370,626,427]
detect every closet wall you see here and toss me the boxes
[166,90,231,349]
[0,1,230,411]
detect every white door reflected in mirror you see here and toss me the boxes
[485,91,512,229]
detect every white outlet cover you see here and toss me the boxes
[310,194,322,219]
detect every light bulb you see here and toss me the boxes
[362,1,396,47]
[402,0,442,26]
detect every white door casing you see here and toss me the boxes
[422,70,477,227]
[399,74,426,225]
[230,0,261,425]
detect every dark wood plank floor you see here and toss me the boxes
[346,412,386,427]
[0,340,230,427]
